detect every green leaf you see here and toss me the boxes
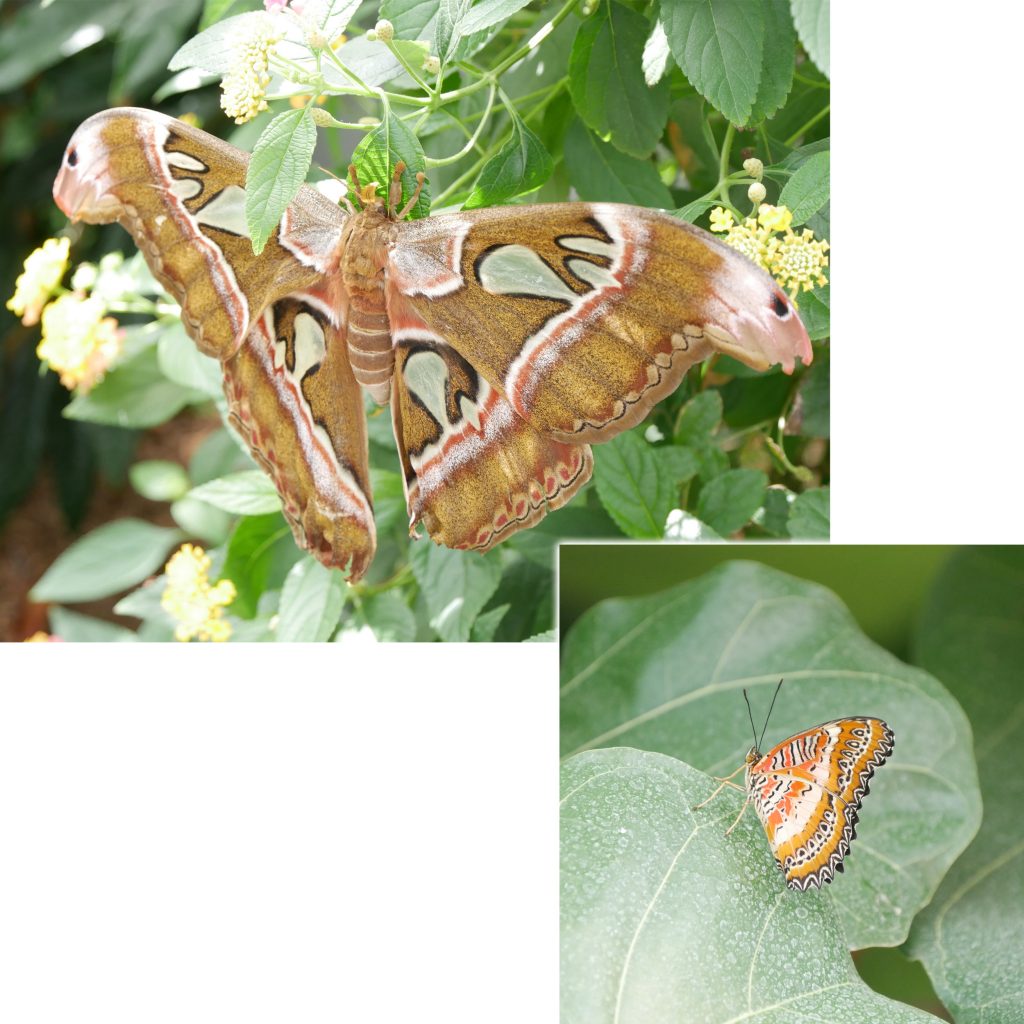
[795,345,829,437]
[673,197,717,223]
[351,107,431,219]
[189,428,251,485]
[169,495,234,545]
[791,0,829,77]
[756,485,794,536]
[780,150,830,224]
[409,543,503,642]
[799,283,830,340]
[31,519,183,603]
[246,107,318,255]
[130,460,190,502]
[308,0,362,38]
[787,484,829,538]
[694,467,767,535]
[170,11,263,74]
[435,0,473,65]
[157,321,223,398]
[747,0,796,123]
[560,561,983,950]
[673,390,722,445]
[64,345,208,429]
[463,108,553,208]
[48,606,138,643]
[276,556,347,642]
[592,431,695,539]
[221,512,296,618]
[660,0,765,126]
[457,0,532,35]
[562,748,947,1023]
[569,0,670,158]
[189,470,281,516]
[358,590,417,642]
[564,119,673,208]
[470,603,509,643]
[906,549,1024,1022]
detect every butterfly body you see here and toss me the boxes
[53,108,812,579]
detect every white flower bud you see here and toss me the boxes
[310,106,333,127]
[743,157,764,180]
[365,29,377,41]
[423,54,441,75]
[747,182,767,204]
[374,19,394,42]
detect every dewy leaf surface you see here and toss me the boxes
[905,548,1024,1024]
[561,748,945,1024]
[560,562,981,949]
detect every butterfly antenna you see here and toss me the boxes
[743,689,758,749]
[757,679,784,751]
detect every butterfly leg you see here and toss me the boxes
[723,798,751,836]
[692,763,746,810]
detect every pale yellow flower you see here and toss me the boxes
[757,203,793,232]
[161,544,237,643]
[7,237,70,326]
[37,293,123,392]
[220,14,282,124]
[713,202,829,305]
[768,229,830,296]
[709,207,734,233]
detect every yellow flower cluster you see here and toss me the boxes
[710,204,829,302]
[37,293,123,393]
[6,237,69,326]
[221,14,283,124]
[161,544,237,642]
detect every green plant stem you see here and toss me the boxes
[319,44,429,107]
[431,152,489,208]
[425,82,496,167]
[784,104,830,147]
[385,39,432,93]
[715,123,736,203]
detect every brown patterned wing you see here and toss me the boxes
[52,106,347,359]
[388,311,592,552]
[224,296,375,579]
[386,203,812,444]
[54,108,376,579]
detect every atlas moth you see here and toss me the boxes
[694,681,894,890]
[53,108,813,581]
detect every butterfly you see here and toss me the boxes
[52,107,813,581]
[694,681,895,890]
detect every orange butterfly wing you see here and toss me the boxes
[746,718,894,890]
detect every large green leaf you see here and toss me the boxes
[660,0,765,126]
[276,556,347,642]
[791,0,829,77]
[64,345,208,429]
[409,543,502,642]
[351,107,431,219]
[560,562,982,949]
[905,548,1024,1024]
[592,431,697,539]
[564,119,673,208]
[569,0,670,158]
[246,107,317,255]
[463,107,552,209]
[562,748,945,1024]
[31,519,183,603]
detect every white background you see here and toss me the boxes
[4,5,1023,1023]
